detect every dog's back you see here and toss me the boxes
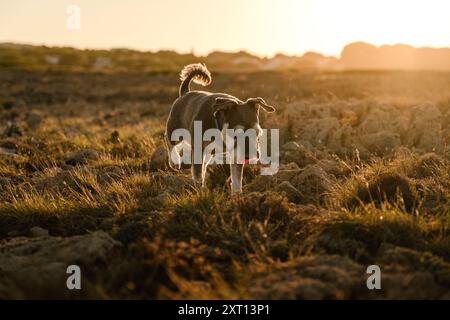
[165,64,236,145]
[165,63,276,193]
[166,92,214,142]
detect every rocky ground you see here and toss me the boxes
[0,69,449,299]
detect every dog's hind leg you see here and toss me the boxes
[191,163,204,186]
[230,163,244,193]
[167,145,180,169]
[167,140,192,170]
[191,153,215,188]
[191,145,207,187]
[165,133,180,170]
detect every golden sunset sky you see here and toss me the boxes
[0,0,449,57]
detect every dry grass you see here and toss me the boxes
[0,69,449,299]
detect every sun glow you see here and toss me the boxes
[279,0,450,56]
[0,0,449,57]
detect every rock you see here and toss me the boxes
[115,220,153,245]
[13,98,26,109]
[247,164,332,204]
[153,191,170,203]
[1,99,15,110]
[0,141,18,152]
[0,147,23,160]
[149,146,168,171]
[280,141,316,167]
[97,165,123,183]
[290,165,332,204]
[275,181,302,203]
[417,152,445,167]
[285,102,343,151]
[380,272,442,299]
[0,231,121,298]
[32,168,74,193]
[11,175,26,184]
[245,174,275,192]
[29,227,49,237]
[269,240,290,260]
[407,103,443,152]
[152,173,193,194]
[339,123,359,149]
[316,159,349,178]
[0,177,11,190]
[279,162,300,170]
[281,141,302,152]
[2,122,23,137]
[354,173,415,212]
[248,246,450,299]
[25,111,43,130]
[301,117,342,151]
[412,152,446,178]
[64,149,100,165]
[6,230,21,237]
[355,104,411,154]
[359,106,395,134]
[247,255,364,299]
[374,244,450,299]
[110,130,121,143]
[0,147,15,156]
[274,169,303,182]
[360,131,401,154]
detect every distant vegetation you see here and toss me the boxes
[341,42,450,70]
[2,42,449,72]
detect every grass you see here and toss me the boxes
[0,69,449,298]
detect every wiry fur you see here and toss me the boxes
[167,63,275,193]
[179,63,212,96]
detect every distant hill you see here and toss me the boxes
[0,42,449,71]
[0,43,341,72]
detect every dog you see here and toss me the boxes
[165,63,275,193]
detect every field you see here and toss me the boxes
[0,68,449,299]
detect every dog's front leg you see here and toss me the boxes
[191,144,205,187]
[230,163,244,193]
[191,163,204,186]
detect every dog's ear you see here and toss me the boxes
[248,97,276,113]
[213,97,238,114]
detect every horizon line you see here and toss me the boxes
[2,40,450,59]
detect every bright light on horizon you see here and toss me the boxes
[0,0,449,57]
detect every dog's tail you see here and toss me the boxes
[179,63,211,97]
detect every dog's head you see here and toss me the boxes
[213,97,276,162]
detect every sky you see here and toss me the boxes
[0,0,449,57]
